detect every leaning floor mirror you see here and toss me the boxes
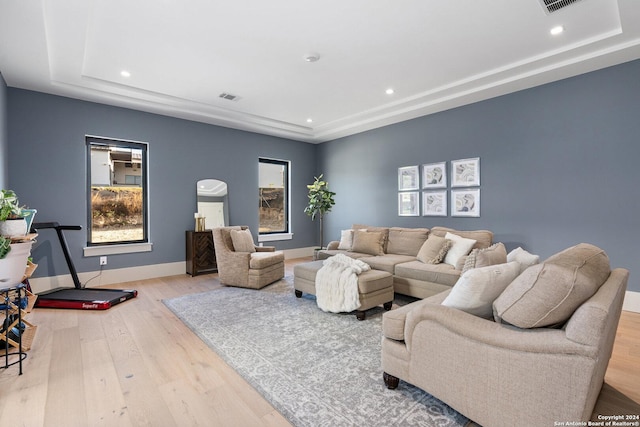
[196,179,229,229]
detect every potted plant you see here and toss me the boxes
[0,189,27,237]
[0,234,33,288]
[304,174,336,251]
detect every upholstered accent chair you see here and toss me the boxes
[381,244,629,426]
[212,226,285,289]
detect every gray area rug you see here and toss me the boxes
[163,275,468,427]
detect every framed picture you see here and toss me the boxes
[422,191,447,216]
[451,189,480,217]
[451,157,480,187]
[398,166,419,191]
[422,162,446,189]
[398,192,419,216]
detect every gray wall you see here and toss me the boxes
[0,73,7,188]
[7,89,319,278]
[319,59,640,292]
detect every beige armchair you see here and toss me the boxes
[381,266,629,426]
[212,226,285,289]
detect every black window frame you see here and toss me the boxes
[86,135,149,246]
[258,157,290,235]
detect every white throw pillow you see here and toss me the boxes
[443,232,477,267]
[442,261,520,318]
[337,229,354,250]
[230,229,256,253]
[506,247,540,275]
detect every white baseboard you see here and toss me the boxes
[30,247,640,314]
[623,290,640,314]
[28,247,317,293]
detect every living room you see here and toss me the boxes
[1,1,639,426]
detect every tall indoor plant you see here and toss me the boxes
[304,174,336,249]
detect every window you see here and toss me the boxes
[86,136,148,247]
[259,158,290,239]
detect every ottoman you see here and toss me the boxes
[293,260,394,320]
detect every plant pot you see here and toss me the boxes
[0,218,27,237]
[0,241,33,288]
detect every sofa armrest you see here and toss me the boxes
[255,246,275,252]
[404,303,594,357]
[326,241,339,250]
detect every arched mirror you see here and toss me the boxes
[196,179,229,229]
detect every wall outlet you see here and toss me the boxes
[100,256,107,266]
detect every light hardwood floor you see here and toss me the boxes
[0,258,638,426]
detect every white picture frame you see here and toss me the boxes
[422,191,447,216]
[451,157,480,187]
[451,189,480,217]
[398,166,419,191]
[422,162,447,189]
[398,192,419,216]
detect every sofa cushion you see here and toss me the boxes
[416,235,452,264]
[351,230,386,256]
[230,229,256,253]
[443,232,476,267]
[493,243,611,328]
[507,247,540,274]
[382,291,450,341]
[337,229,354,250]
[462,242,508,273]
[249,251,285,268]
[358,254,417,274]
[430,226,493,250]
[386,227,430,256]
[394,261,462,287]
[442,261,520,318]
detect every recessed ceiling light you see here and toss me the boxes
[304,53,320,63]
[550,25,564,36]
[386,88,394,95]
[120,70,131,78]
[306,118,313,123]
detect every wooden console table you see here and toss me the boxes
[185,230,217,276]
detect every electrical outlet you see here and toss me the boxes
[100,256,107,266]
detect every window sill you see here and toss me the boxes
[83,242,153,257]
[258,233,293,243]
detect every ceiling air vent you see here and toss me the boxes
[540,0,583,13]
[219,92,239,101]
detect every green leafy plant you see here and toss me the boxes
[0,235,11,259]
[0,189,24,221]
[304,174,336,249]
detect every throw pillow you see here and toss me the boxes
[462,242,508,274]
[442,261,521,318]
[506,247,540,275]
[416,235,452,264]
[230,229,256,253]
[337,229,354,250]
[493,243,611,328]
[443,232,477,267]
[351,230,385,256]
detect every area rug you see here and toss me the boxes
[163,275,468,427]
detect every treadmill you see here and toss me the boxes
[32,222,137,310]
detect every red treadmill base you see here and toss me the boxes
[34,288,137,310]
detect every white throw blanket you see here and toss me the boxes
[315,254,371,313]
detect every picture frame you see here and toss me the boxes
[422,162,447,189]
[398,166,419,191]
[398,192,419,216]
[451,157,480,187]
[451,189,480,217]
[422,191,447,216]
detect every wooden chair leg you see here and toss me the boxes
[383,372,399,389]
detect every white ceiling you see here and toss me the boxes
[1,0,640,143]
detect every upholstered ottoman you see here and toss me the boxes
[293,260,394,320]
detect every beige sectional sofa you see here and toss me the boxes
[318,224,494,299]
